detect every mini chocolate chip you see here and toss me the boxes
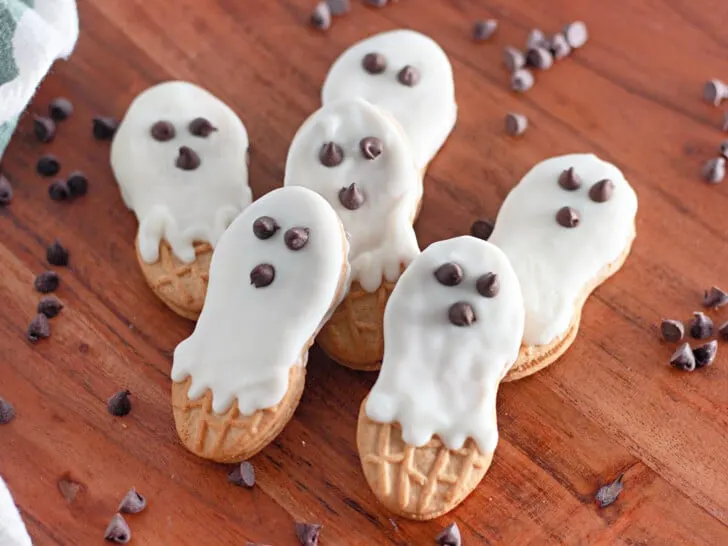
[189,117,218,137]
[176,146,201,170]
[48,181,70,201]
[448,302,476,326]
[526,47,553,70]
[38,296,64,318]
[49,98,74,121]
[27,314,51,343]
[693,340,718,369]
[34,116,56,143]
[719,321,728,340]
[0,174,13,206]
[326,0,350,16]
[150,120,176,141]
[37,155,61,177]
[284,227,310,250]
[720,140,728,159]
[473,20,498,42]
[505,113,528,136]
[360,136,383,159]
[589,179,615,202]
[703,286,728,309]
[67,171,89,197]
[558,167,582,190]
[253,216,280,239]
[471,219,494,241]
[556,206,580,228]
[397,65,420,87]
[434,263,464,286]
[319,142,344,167]
[549,33,571,60]
[526,28,548,50]
[703,79,727,106]
[362,52,387,74]
[228,461,256,488]
[702,157,725,184]
[250,264,275,288]
[0,397,16,424]
[338,183,364,210]
[104,514,131,544]
[476,273,500,298]
[118,488,147,514]
[660,319,684,342]
[563,21,588,49]
[310,2,331,30]
[34,271,59,293]
[511,69,534,92]
[689,312,713,339]
[295,522,322,546]
[435,522,462,546]
[107,390,132,417]
[93,116,119,140]
[503,46,525,72]
[595,474,624,508]
[47,240,69,266]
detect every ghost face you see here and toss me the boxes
[111,81,252,263]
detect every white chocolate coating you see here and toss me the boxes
[0,477,31,546]
[365,236,525,453]
[171,187,348,414]
[111,81,252,264]
[321,30,457,170]
[284,97,421,292]
[490,153,638,346]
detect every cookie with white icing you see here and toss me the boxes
[357,236,525,520]
[170,186,349,463]
[111,81,252,320]
[284,97,421,370]
[489,153,638,381]
[322,29,457,172]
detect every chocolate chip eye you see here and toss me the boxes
[188,117,218,137]
[434,262,463,286]
[175,146,201,170]
[362,52,387,74]
[476,273,499,297]
[558,167,581,191]
[556,206,580,228]
[339,183,364,210]
[284,227,310,250]
[253,216,279,239]
[589,179,614,202]
[250,264,275,288]
[448,302,476,326]
[397,65,420,86]
[320,142,344,167]
[150,121,175,141]
[360,137,383,160]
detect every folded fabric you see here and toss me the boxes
[0,476,32,546]
[0,0,79,159]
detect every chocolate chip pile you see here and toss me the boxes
[700,80,728,183]
[310,0,395,31]
[27,239,70,343]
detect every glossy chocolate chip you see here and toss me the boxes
[228,461,256,488]
[37,296,64,319]
[319,142,344,167]
[558,167,582,190]
[67,171,89,197]
[549,33,572,60]
[472,20,498,42]
[669,343,696,371]
[660,319,684,342]
[0,397,15,424]
[118,488,147,514]
[362,52,387,74]
[360,137,383,160]
[470,219,494,241]
[434,263,464,286]
[250,264,275,288]
[284,227,310,250]
[189,117,218,137]
[34,271,59,293]
[27,314,51,343]
[589,179,614,202]
[107,390,132,417]
[176,146,201,170]
[338,183,364,210]
[34,116,56,143]
[150,120,176,141]
[435,523,462,546]
[703,286,728,309]
[104,514,131,544]
[253,216,280,239]
[49,98,74,121]
[48,181,70,201]
[0,174,12,206]
[37,155,60,177]
[694,340,718,369]
[689,312,713,339]
[295,523,322,546]
[476,273,499,298]
[92,116,119,140]
[310,2,331,30]
[556,206,580,228]
[47,240,69,266]
[448,302,476,326]
[397,65,420,87]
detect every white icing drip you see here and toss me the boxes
[284,97,421,292]
[489,153,638,347]
[0,477,32,546]
[322,29,457,170]
[171,187,347,415]
[110,81,252,264]
[365,236,525,453]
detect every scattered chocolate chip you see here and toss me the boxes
[48,181,70,201]
[504,113,528,136]
[476,273,499,298]
[0,397,16,424]
[364,0,388,5]
[563,21,589,49]
[338,183,364,210]
[689,312,713,339]
[362,52,387,74]
[693,340,718,368]
[49,98,74,121]
[558,167,582,190]
[719,321,728,340]
[435,522,461,546]
[703,286,728,309]
[34,116,56,143]
[360,136,383,160]
[326,0,350,16]
[511,69,534,92]
[660,319,684,342]
[434,263,464,286]
[118,488,147,514]
[228,461,256,488]
[47,240,69,266]
[448,302,476,327]
[397,65,420,87]
[702,157,725,184]
[104,514,131,544]
[67,171,89,197]
[284,227,310,250]
[250,264,275,288]
[150,120,176,141]
[0,174,12,206]
[718,140,728,160]
[93,116,119,140]
[670,343,696,371]
[253,216,280,239]
[472,19,498,41]
[188,117,218,137]
[556,206,580,228]
[34,271,59,293]
[175,146,201,170]
[38,296,64,318]
[471,219,494,241]
[549,33,571,60]
[589,179,615,203]
[319,142,344,167]
[27,314,51,343]
[526,47,553,70]
[703,79,728,106]
[723,112,728,133]
[503,46,525,72]
[57,474,82,503]
[36,155,61,177]
[295,522,322,546]
[107,390,132,417]
[595,474,623,508]
[310,2,331,30]
[526,28,548,50]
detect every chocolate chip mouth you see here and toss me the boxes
[176,146,201,170]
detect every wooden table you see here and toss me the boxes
[2,0,728,544]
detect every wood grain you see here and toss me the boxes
[2,0,728,544]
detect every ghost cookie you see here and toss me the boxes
[111,81,252,320]
[489,153,638,381]
[322,29,457,172]
[284,97,421,370]
[357,236,525,520]
[170,186,349,462]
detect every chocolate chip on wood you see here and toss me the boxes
[48,181,70,201]
[47,240,69,266]
[703,79,728,106]
[107,390,132,417]
[503,46,525,72]
[34,271,59,293]
[103,514,131,544]
[526,29,548,50]
[27,314,51,343]
[0,174,12,206]
[118,488,147,514]
[511,69,535,92]
[34,116,56,143]
[0,397,16,424]
[689,311,713,339]
[505,113,528,136]
[701,157,725,184]
[595,474,624,507]
[549,33,571,60]
[471,219,494,240]
[563,21,589,49]
[295,522,322,546]
[310,2,331,30]
[37,296,64,318]
[660,319,684,342]
[720,140,728,159]
[93,116,119,140]
[67,171,89,197]
[693,340,718,368]
[719,321,728,340]
[435,522,462,546]
[472,19,498,41]
[37,155,60,177]
[526,47,553,70]
[49,98,74,121]
[703,286,728,309]
[228,461,256,488]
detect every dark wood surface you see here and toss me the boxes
[2,0,728,544]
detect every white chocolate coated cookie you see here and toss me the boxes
[322,30,457,171]
[171,186,348,415]
[111,81,252,264]
[365,236,525,453]
[490,153,638,347]
[284,97,421,292]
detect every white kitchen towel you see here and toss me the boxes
[0,476,32,546]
